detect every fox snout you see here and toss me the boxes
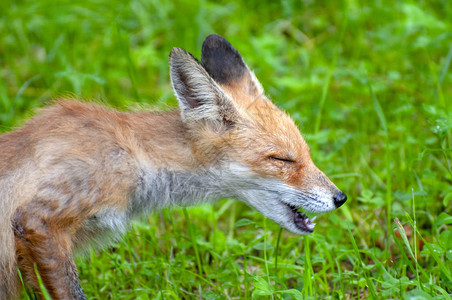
[233,160,347,235]
[304,168,347,212]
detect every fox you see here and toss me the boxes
[0,34,346,299]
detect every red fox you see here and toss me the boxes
[0,34,346,299]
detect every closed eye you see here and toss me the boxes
[268,156,295,164]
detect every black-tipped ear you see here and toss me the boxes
[169,47,239,129]
[201,34,263,97]
[201,34,247,84]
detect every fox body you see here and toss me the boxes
[0,35,346,299]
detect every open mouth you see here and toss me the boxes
[288,204,317,233]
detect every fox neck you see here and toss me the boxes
[128,110,236,215]
[131,167,232,215]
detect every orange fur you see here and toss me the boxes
[0,35,345,299]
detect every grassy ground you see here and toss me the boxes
[1,0,451,299]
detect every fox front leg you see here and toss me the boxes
[13,209,86,300]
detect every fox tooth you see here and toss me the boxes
[307,223,315,230]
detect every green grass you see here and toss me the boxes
[1,0,451,298]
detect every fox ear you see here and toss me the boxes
[169,47,239,129]
[201,34,263,98]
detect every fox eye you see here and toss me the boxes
[268,156,295,164]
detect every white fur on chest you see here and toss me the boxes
[77,164,236,248]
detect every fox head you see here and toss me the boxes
[169,34,346,235]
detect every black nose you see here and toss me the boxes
[333,192,347,208]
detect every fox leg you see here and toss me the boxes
[13,210,86,300]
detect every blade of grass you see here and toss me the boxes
[405,214,452,282]
[411,189,422,291]
[390,229,418,276]
[393,218,415,260]
[273,227,283,275]
[314,15,347,134]
[368,81,392,252]
[243,253,250,299]
[302,236,313,297]
[182,207,203,277]
[262,217,274,299]
[348,227,378,299]
[34,264,51,300]
[437,43,452,107]
[438,43,452,87]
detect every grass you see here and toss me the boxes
[1,0,451,298]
